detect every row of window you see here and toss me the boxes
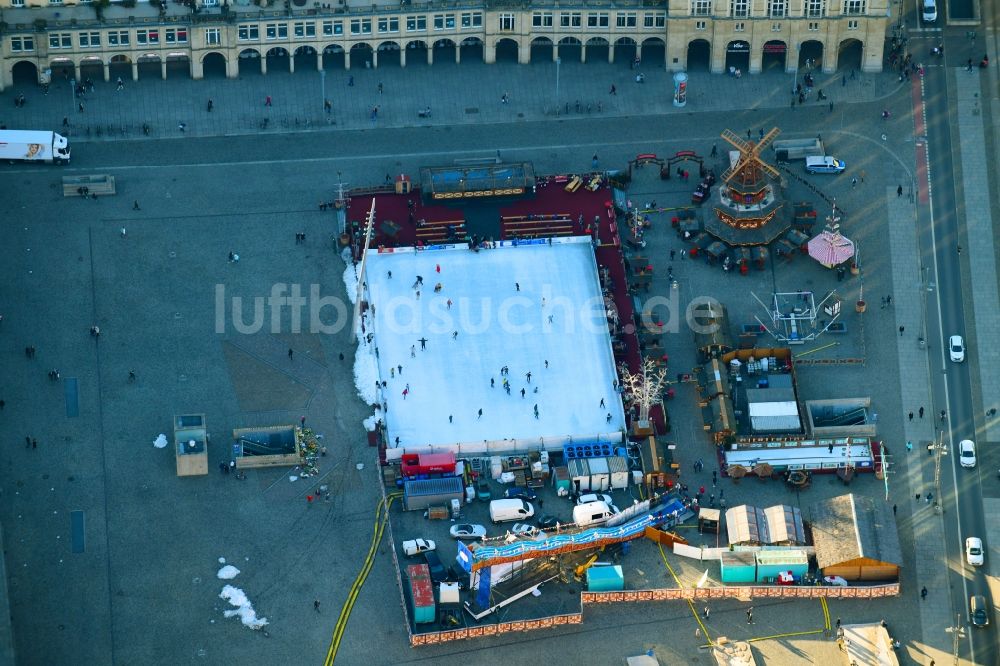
[237,13,481,40]
[531,12,666,28]
[692,0,863,16]
[38,27,189,50]
[691,18,858,29]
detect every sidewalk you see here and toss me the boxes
[0,59,900,142]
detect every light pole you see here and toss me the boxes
[320,69,326,112]
[555,57,561,112]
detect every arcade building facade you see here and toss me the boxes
[0,0,889,91]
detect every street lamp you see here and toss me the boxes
[555,57,561,112]
[320,69,326,112]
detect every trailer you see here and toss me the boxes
[0,129,71,164]
[403,476,465,511]
[772,137,824,162]
[401,452,457,478]
[407,564,435,625]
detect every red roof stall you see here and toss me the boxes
[400,452,457,478]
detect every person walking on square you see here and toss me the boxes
[265,95,272,107]
[919,406,924,418]
[609,84,617,95]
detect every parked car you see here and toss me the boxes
[536,514,561,530]
[949,335,966,362]
[959,440,977,468]
[805,156,846,174]
[402,538,436,557]
[476,476,492,501]
[504,486,537,501]
[966,537,984,566]
[576,493,614,506]
[450,523,487,540]
[509,523,540,537]
[422,550,448,584]
[970,594,989,627]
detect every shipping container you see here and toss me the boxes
[719,551,757,583]
[607,456,631,489]
[401,452,457,478]
[407,564,436,624]
[754,549,809,582]
[586,564,624,591]
[403,476,465,511]
[569,457,611,492]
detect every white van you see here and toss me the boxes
[922,0,937,22]
[489,498,535,524]
[805,156,846,174]
[572,501,618,528]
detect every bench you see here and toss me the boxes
[63,174,116,197]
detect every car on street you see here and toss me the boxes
[450,523,487,540]
[949,335,966,362]
[971,594,990,627]
[805,156,846,174]
[576,493,614,506]
[922,0,938,22]
[510,523,540,537]
[504,486,537,501]
[422,550,449,584]
[959,440,977,468]
[966,537,985,566]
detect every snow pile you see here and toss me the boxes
[153,434,168,449]
[362,415,379,431]
[343,262,381,411]
[219,585,268,630]
[216,565,241,580]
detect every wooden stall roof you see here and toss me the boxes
[809,494,902,570]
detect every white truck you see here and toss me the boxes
[0,130,71,164]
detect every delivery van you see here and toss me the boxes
[572,501,618,527]
[489,498,535,524]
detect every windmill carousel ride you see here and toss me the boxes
[702,128,791,249]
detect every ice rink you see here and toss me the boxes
[364,238,626,449]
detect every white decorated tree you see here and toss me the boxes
[619,359,668,422]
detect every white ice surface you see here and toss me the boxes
[363,239,625,449]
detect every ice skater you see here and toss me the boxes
[521,388,526,398]
[600,398,605,408]
[606,413,612,423]
[397,364,403,375]
[505,384,511,395]
[447,299,453,309]
[413,276,424,289]
[402,388,409,399]
[390,367,395,378]
[515,283,520,291]
[526,372,532,382]
[477,408,483,420]
[419,337,427,350]
[449,415,453,423]
[411,345,416,357]
[544,360,549,368]
[435,264,441,273]
[491,378,495,388]
[387,270,392,279]
[452,331,458,339]
[533,404,539,419]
